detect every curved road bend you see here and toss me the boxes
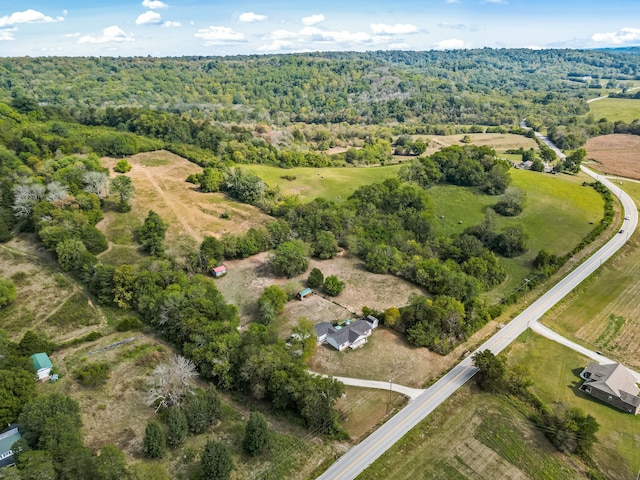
[317,142,638,480]
[312,373,425,401]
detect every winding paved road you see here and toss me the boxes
[317,136,638,480]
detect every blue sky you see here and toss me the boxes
[0,0,639,56]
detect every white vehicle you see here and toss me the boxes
[624,214,631,220]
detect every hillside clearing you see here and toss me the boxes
[587,97,640,123]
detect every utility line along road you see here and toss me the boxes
[317,146,638,480]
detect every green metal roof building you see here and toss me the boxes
[31,352,53,380]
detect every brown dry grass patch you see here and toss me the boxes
[101,151,272,250]
[585,134,640,180]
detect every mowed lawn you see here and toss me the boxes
[541,180,640,369]
[429,169,604,297]
[507,334,640,477]
[241,164,403,202]
[588,98,640,123]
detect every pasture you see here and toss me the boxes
[588,97,640,123]
[429,169,605,298]
[241,164,402,203]
[541,179,640,369]
[358,385,585,480]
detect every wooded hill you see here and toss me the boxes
[2,49,639,127]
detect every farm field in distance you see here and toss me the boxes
[587,97,640,123]
[584,134,640,180]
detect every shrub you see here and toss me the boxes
[116,316,144,332]
[114,159,132,173]
[0,278,16,308]
[243,411,269,456]
[75,362,111,386]
[323,275,345,296]
[307,268,324,288]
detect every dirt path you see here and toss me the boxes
[139,166,201,242]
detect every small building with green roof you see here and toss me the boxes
[31,352,53,380]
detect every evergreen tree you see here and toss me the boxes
[243,411,269,456]
[201,440,233,480]
[143,420,165,458]
[164,407,188,447]
[138,210,167,256]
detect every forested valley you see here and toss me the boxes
[0,46,638,479]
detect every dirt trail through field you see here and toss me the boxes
[139,166,201,242]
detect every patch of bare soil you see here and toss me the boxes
[102,151,272,245]
[215,252,425,325]
[585,134,640,180]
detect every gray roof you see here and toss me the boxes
[0,428,20,455]
[314,322,336,338]
[583,362,640,407]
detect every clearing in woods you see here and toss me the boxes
[584,134,640,180]
[100,150,272,253]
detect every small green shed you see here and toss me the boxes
[31,352,53,380]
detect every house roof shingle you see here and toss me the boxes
[583,361,640,407]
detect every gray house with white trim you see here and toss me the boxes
[579,362,640,414]
[314,317,379,351]
[0,427,21,468]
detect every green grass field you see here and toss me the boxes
[588,98,640,123]
[507,334,640,477]
[241,164,403,202]
[540,179,640,368]
[429,169,604,298]
[358,385,585,480]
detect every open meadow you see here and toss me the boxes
[100,150,272,254]
[587,97,640,123]
[430,169,604,299]
[358,383,589,480]
[540,179,640,369]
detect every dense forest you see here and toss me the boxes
[2,49,639,128]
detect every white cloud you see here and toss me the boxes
[592,27,640,45]
[0,28,16,41]
[299,26,388,45]
[257,40,294,51]
[302,14,325,26]
[62,9,68,16]
[136,11,162,25]
[390,42,410,49]
[64,32,81,38]
[484,0,507,3]
[162,21,181,28]
[0,9,61,27]
[78,26,134,44]
[445,0,460,3]
[239,12,267,23]
[371,23,418,35]
[432,38,470,49]
[195,26,245,46]
[142,0,168,9]
[263,29,297,40]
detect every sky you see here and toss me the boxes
[0,0,639,57]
